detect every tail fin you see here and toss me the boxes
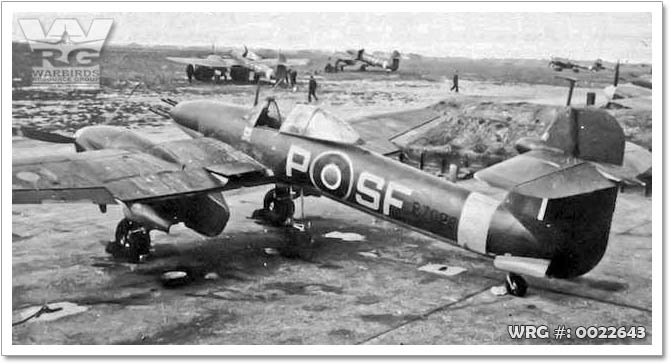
[477,107,622,278]
[357,49,365,60]
[541,107,625,165]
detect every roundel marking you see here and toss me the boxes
[309,151,354,199]
[320,163,342,190]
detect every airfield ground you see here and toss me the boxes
[10,173,652,345]
[11,51,653,345]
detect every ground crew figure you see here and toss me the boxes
[186,64,194,83]
[285,68,291,86]
[290,69,298,88]
[308,75,318,102]
[450,72,459,93]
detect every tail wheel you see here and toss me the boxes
[280,222,316,260]
[505,273,528,297]
[263,189,295,226]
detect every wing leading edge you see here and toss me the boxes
[347,105,445,155]
[166,56,238,69]
[13,137,270,204]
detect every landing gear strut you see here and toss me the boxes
[105,218,151,263]
[505,273,528,297]
[263,187,295,226]
[281,188,316,260]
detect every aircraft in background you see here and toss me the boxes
[325,49,401,72]
[548,57,609,72]
[13,90,649,296]
[167,46,308,84]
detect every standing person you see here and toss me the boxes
[308,75,318,103]
[290,69,298,88]
[285,68,291,86]
[450,71,459,93]
[186,64,194,83]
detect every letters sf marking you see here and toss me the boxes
[286,145,413,217]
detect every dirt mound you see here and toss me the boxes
[407,99,652,170]
[407,99,562,162]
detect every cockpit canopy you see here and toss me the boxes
[279,104,361,144]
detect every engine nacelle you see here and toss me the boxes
[121,202,173,233]
[177,192,230,237]
[121,192,230,237]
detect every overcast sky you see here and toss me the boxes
[13,12,652,63]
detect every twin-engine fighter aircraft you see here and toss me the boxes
[167,46,308,84]
[548,57,609,72]
[327,49,401,72]
[13,97,640,296]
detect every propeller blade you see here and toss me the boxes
[13,127,75,144]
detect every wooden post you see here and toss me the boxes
[566,80,575,106]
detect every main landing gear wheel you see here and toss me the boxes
[505,273,528,297]
[263,188,295,226]
[105,218,151,263]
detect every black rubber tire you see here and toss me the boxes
[127,230,151,263]
[106,219,133,258]
[263,189,295,226]
[505,273,528,297]
[110,219,151,263]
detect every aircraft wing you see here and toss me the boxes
[153,137,269,178]
[333,52,355,61]
[283,58,310,67]
[166,56,238,68]
[255,57,310,67]
[346,104,446,155]
[13,138,269,204]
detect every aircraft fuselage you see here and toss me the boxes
[170,100,617,279]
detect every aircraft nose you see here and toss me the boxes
[170,102,201,132]
[168,100,251,142]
